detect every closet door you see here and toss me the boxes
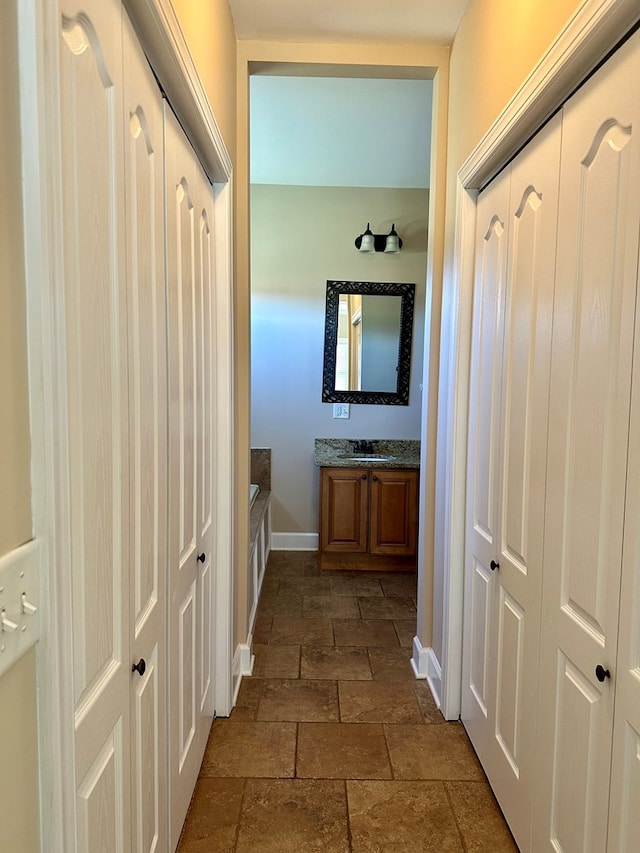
[123,14,168,852]
[608,246,640,851]
[192,140,216,756]
[461,167,510,764]
[534,30,640,853]
[165,105,215,847]
[59,1,131,849]
[487,115,561,851]
[462,115,561,851]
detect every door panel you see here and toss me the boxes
[369,470,418,555]
[76,722,126,853]
[194,186,215,727]
[463,114,561,852]
[320,468,368,552]
[462,167,510,760]
[534,31,640,853]
[123,13,168,852]
[608,62,640,840]
[489,115,561,851]
[469,560,492,716]
[166,105,215,847]
[59,2,131,849]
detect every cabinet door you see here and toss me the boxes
[123,14,168,853]
[534,30,640,853]
[369,470,418,555]
[59,2,132,850]
[320,468,368,552]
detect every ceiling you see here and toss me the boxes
[227,0,470,45]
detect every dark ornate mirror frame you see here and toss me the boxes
[322,280,415,406]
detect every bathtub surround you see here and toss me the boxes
[250,447,271,491]
[236,449,273,696]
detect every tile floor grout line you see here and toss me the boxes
[179,552,516,851]
[344,779,354,853]
[232,777,249,852]
[381,719,396,781]
[443,779,470,853]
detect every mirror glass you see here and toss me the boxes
[322,280,415,406]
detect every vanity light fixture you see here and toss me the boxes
[355,222,403,254]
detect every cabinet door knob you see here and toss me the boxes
[372,475,378,481]
[132,658,146,677]
[490,560,499,571]
[197,552,206,563]
[595,664,610,682]
[361,474,367,480]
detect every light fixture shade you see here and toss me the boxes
[358,223,375,252]
[384,224,401,253]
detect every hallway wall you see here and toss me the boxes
[251,184,429,536]
[432,0,592,684]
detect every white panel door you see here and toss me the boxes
[123,14,168,853]
[534,30,640,853]
[192,160,216,752]
[59,1,131,850]
[608,243,640,852]
[461,167,510,763]
[487,115,561,852]
[165,105,215,848]
[463,115,562,852]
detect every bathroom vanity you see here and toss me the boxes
[315,439,420,571]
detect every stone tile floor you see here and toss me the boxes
[177,551,518,852]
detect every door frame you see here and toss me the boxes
[17,0,234,849]
[437,0,640,720]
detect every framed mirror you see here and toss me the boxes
[322,280,415,406]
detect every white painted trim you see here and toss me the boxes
[232,640,254,707]
[125,0,232,182]
[460,0,640,189]
[410,635,430,679]
[212,175,235,717]
[271,532,319,551]
[438,183,477,721]
[425,647,443,711]
[439,0,640,722]
[411,638,445,712]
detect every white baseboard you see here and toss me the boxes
[232,638,254,706]
[411,636,443,710]
[271,532,318,551]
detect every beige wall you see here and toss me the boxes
[170,0,238,162]
[430,0,584,668]
[251,184,429,534]
[448,0,580,174]
[0,2,40,851]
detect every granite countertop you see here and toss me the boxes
[314,438,420,469]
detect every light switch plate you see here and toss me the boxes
[0,539,40,678]
[333,403,350,419]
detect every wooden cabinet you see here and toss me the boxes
[319,467,418,570]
